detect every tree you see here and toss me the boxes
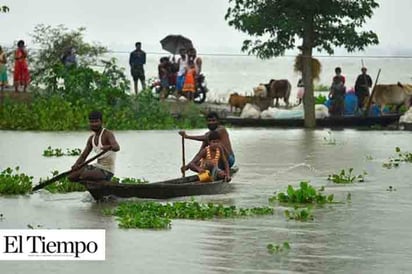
[0,5,9,13]
[225,0,379,127]
[30,24,108,85]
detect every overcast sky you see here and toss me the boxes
[0,0,410,55]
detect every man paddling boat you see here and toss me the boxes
[68,111,120,182]
[179,111,235,172]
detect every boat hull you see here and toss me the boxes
[221,114,401,128]
[80,167,238,200]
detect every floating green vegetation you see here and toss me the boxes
[43,146,82,157]
[383,147,412,169]
[66,148,82,156]
[315,94,327,104]
[43,171,86,193]
[267,242,291,254]
[284,207,313,221]
[0,167,33,195]
[327,168,367,184]
[365,155,373,161]
[104,199,274,229]
[112,177,149,184]
[269,181,334,205]
[323,131,336,145]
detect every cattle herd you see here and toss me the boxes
[228,79,412,115]
[229,79,292,112]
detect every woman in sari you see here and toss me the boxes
[0,46,8,91]
[182,60,196,101]
[14,40,30,92]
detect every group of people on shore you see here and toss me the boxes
[129,42,203,101]
[0,40,31,92]
[69,111,234,184]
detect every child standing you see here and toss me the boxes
[0,46,8,91]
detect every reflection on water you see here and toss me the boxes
[1,129,412,273]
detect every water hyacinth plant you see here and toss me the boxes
[327,168,367,184]
[43,146,64,157]
[112,177,149,184]
[269,181,334,205]
[43,146,81,157]
[0,167,33,195]
[43,170,86,193]
[382,147,412,169]
[267,241,291,254]
[104,199,274,229]
[284,207,314,221]
[66,148,82,156]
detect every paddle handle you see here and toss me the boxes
[364,68,381,116]
[182,135,186,177]
[32,150,107,191]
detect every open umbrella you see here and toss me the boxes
[160,34,193,55]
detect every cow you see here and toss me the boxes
[372,82,412,113]
[228,93,253,112]
[253,79,291,107]
[253,84,267,98]
[268,79,291,107]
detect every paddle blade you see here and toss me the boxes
[32,170,71,191]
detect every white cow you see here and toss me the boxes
[373,82,412,113]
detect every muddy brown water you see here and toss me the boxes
[1,129,412,273]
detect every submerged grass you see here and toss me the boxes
[104,199,274,229]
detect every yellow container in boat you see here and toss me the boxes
[198,170,212,182]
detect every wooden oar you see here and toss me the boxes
[364,68,381,116]
[181,135,186,177]
[32,151,106,191]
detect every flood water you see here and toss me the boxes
[1,128,412,273]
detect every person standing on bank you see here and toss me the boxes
[354,67,373,109]
[129,42,146,94]
[68,111,120,182]
[14,40,31,92]
[0,45,8,91]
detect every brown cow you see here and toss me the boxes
[372,82,412,113]
[228,93,253,112]
[267,79,291,107]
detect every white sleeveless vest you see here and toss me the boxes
[91,128,116,173]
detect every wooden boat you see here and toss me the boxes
[80,167,239,201]
[221,114,401,128]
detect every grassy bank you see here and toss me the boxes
[0,64,205,131]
